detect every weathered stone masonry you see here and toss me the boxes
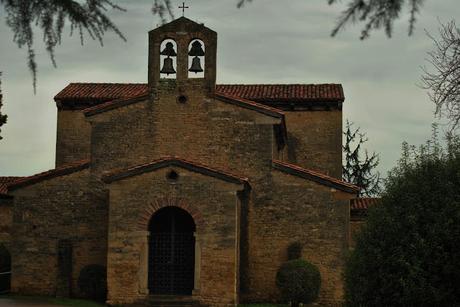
[0,17,360,306]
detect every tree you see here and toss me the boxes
[343,120,381,196]
[421,20,460,131]
[344,128,460,306]
[0,73,7,141]
[1,0,126,91]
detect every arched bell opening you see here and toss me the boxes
[148,206,196,295]
[188,39,205,79]
[0,244,11,295]
[160,39,178,79]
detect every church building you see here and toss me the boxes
[0,17,360,306]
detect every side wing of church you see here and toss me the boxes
[0,18,359,306]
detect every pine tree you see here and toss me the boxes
[343,120,380,196]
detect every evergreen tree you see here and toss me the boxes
[0,73,7,141]
[343,120,381,196]
[344,127,460,306]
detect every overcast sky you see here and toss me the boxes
[0,0,458,177]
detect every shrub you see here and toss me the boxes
[276,259,321,306]
[345,131,460,306]
[77,264,107,301]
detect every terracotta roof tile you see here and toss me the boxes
[350,197,380,210]
[272,160,359,194]
[217,84,344,103]
[0,177,23,196]
[54,83,344,109]
[54,83,147,102]
[8,160,90,191]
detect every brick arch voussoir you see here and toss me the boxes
[138,197,204,231]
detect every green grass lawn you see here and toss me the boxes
[1,294,105,306]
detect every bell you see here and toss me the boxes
[188,40,205,56]
[189,56,204,73]
[160,57,176,75]
[160,42,177,56]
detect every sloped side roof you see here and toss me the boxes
[350,197,380,210]
[8,160,90,191]
[272,160,359,194]
[54,83,345,109]
[217,84,344,103]
[103,156,248,187]
[0,177,23,197]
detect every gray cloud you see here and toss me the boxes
[0,0,458,176]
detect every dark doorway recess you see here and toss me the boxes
[0,244,11,294]
[148,206,195,295]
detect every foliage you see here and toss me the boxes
[344,127,460,306]
[343,120,381,196]
[422,20,460,131]
[287,242,303,260]
[1,0,126,91]
[154,0,425,39]
[276,259,321,306]
[77,264,107,302]
[0,73,7,140]
[328,0,425,39]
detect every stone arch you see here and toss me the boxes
[159,38,178,78]
[138,197,204,232]
[188,38,205,78]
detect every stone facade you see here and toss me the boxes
[1,17,360,306]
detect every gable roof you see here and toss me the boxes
[54,83,345,110]
[8,160,90,191]
[350,197,380,210]
[272,160,359,194]
[103,156,248,188]
[217,84,344,104]
[350,197,381,219]
[149,16,216,35]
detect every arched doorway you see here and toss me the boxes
[0,244,11,294]
[148,207,196,295]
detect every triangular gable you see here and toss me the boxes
[103,156,249,189]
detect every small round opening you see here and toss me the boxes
[167,170,179,181]
[177,95,188,104]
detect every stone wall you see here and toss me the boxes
[105,167,244,306]
[242,170,353,306]
[283,110,342,179]
[55,110,91,167]
[88,93,278,180]
[9,169,108,297]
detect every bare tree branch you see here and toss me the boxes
[421,20,460,131]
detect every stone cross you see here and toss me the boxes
[179,2,189,16]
